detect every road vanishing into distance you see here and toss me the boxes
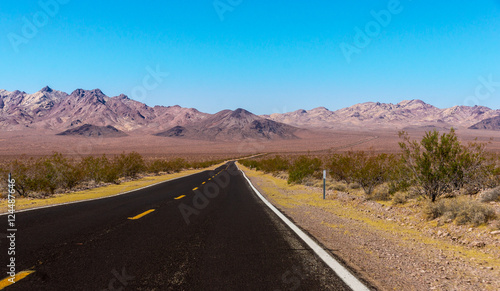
[1,162,370,290]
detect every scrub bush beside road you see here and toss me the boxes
[240,129,499,226]
[0,152,225,198]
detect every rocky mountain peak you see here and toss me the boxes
[40,86,53,93]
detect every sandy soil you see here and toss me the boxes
[2,128,500,161]
[239,164,500,291]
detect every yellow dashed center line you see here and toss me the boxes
[202,181,206,185]
[128,209,155,220]
[174,195,186,200]
[0,270,35,289]
[192,187,199,191]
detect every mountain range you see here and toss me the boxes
[1,87,499,140]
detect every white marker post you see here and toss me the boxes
[323,170,326,200]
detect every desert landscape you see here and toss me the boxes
[2,2,500,289]
[2,87,500,160]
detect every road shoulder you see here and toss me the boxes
[0,164,224,214]
[238,163,500,291]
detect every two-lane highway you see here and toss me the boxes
[1,162,367,290]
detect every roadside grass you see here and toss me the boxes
[0,164,224,213]
[238,162,500,269]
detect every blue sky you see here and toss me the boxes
[1,1,499,114]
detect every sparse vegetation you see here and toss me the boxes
[391,191,408,205]
[423,197,496,226]
[287,156,322,184]
[399,129,496,202]
[239,128,500,226]
[479,186,500,203]
[2,152,227,198]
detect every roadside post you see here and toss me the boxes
[323,170,326,200]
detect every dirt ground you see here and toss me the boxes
[239,164,500,291]
[2,128,500,161]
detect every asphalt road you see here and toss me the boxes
[1,162,360,290]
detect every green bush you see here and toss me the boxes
[329,151,395,195]
[79,155,120,184]
[114,152,146,178]
[8,157,38,196]
[288,156,322,184]
[399,129,495,202]
[240,156,290,174]
[4,152,223,197]
[148,158,186,174]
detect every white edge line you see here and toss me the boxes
[238,164,371,291]
[0,168,213,216]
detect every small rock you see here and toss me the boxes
[468,228,473,232]
[490,230,500,235]
[385,206,392,211]
[470,241,486,248]
[437,230,443,236]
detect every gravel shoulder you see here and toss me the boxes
[239,163,500,291]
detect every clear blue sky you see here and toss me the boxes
[1,0,499,114]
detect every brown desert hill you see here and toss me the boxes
[0,87,208,132]
[56,124,128,137]
[155,108,299,140]
[263,100,500,129]
[2,87,500,135]
[469,115,500,130]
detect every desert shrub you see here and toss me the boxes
[0,166,8,197]
[114,152,146,178]
[80,155,119,184]
[330,151,394,195]
[45,153,82,191]
[329,153,356,184]
[424,198,496,226]
[7,158,37,196]
[480,186,500,203]
[148,158,186,174]
[189,159,224,169]
[353,153,394,195]
[332,184,347,192]
[392,191,408,205]
[23,153,82,194]
[4,152,225,197]
[260,155,290,173]
[370,184,391,201]
[239,159,260,170]
[387,158,411,194]
[399,129,495,202]
[240,156,290,174]
[288,156,322,184]
[348,182,361,189]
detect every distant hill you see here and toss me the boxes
[155,108,298,140]
[2,87,500,136]
[469,115,500,131]
[0,86,208,132]
[56,124,128,137]
[263,100,500,129]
